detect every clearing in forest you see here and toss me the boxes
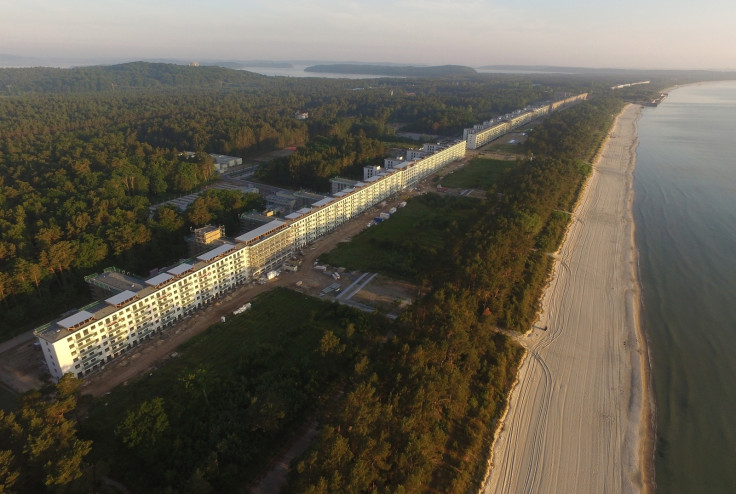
[440,157,517,190]
[319,194,481,283]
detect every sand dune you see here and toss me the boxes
[483,104,653,494]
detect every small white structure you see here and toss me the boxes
[233,303,252,315]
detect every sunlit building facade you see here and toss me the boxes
[36,140,467,380]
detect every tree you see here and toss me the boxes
[115,397,170,451]
[0,374,92,491]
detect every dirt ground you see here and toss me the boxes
[348,275,418,316]
[0,338,47,393]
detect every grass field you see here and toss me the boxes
[440,157,518,189]
[320,194,481,282]
[486,142,525,155]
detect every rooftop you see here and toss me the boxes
[58,310,95,330]
[145,273,174,287]
[235,220,286,244]
[167,263,194,276]
[87,270,147,294]
[312,197,334,208]
[104,290,138,307]
[285,207,312,220]
[196,243,237,262]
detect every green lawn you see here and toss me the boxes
[320,194,481,282]
[440,157,518,189]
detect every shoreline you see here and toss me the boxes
[628,108,656,494]
[481,104,654,493]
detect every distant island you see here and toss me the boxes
[305,64,477,77]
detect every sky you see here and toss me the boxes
[2,0,736,70]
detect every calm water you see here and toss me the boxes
[238,64,386,79]
[634,81,736,493]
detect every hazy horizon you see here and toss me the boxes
[3,0,736,71]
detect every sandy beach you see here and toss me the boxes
[482,104,654,493]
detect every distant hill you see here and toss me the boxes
[305,64,477,77]
[0,61,268,94]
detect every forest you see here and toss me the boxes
[0,62,699,492]
[3,85,626,493]
[0,62,605,339]
[282,95,624,493]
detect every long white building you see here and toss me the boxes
[35,140,467,380]
[36,92,588,381]
[463,93,588,150]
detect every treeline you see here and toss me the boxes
[0,62,269,94]
[462,95,623,332]
[285,95,625,492]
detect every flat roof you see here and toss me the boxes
[105,290,137,306]
[145,273,174,286]
[58,310,95,329]
[167,263,194,276]
[235,220,286,244]
[285,207,313,220]
[364,176,380,183]
[88,271,146,293]
[312,197,334,207]
[197,243,236,262]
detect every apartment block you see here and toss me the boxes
[35,140,467,380]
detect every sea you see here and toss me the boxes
[634,80,736,493]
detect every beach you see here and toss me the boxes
[483,104,654,493]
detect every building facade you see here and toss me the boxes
[36,140,467,380]
[463,93,588,150]
[37,93,588,380]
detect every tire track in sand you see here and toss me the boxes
[482,105,647,494]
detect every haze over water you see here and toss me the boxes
[634,81,736,493]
